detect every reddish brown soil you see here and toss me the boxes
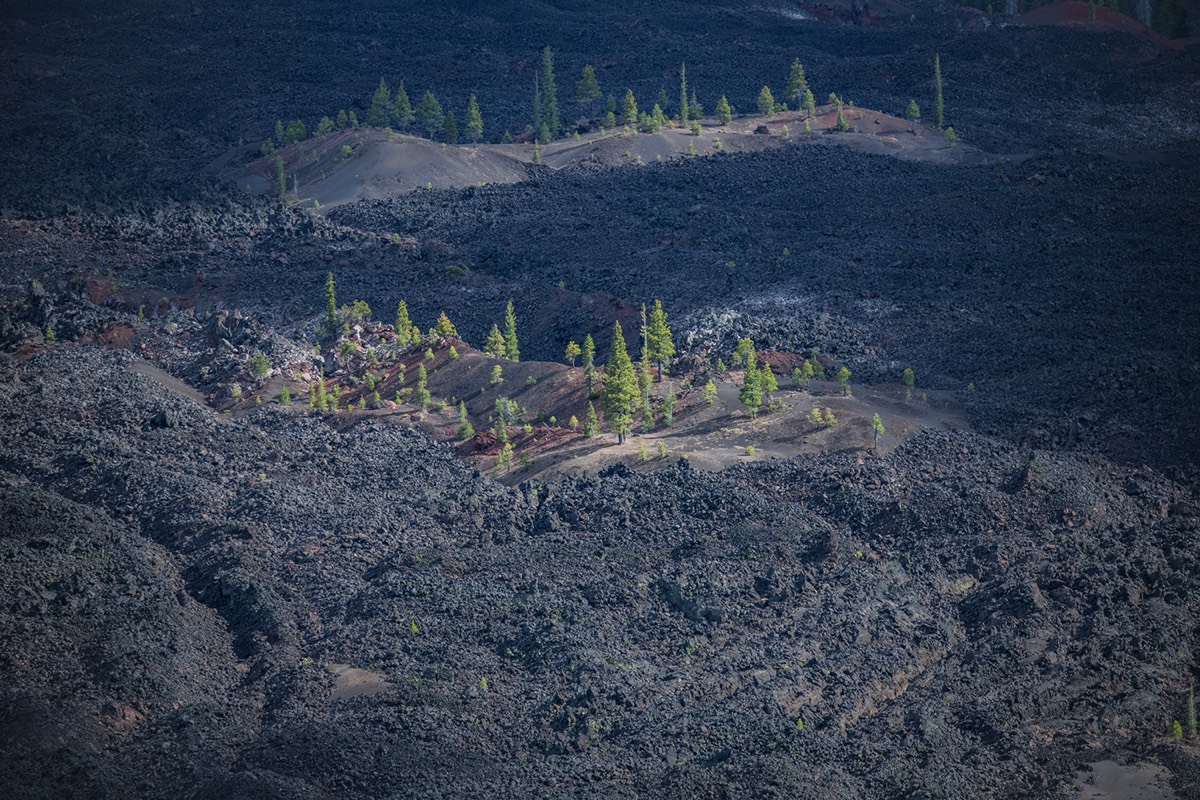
[1017,2,1183,50]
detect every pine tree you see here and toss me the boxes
[337,109,349,129]
[933,54,944,130]
[442,110,458,143]
[503,299,520,361]
[761,364,778,404]
[582,333,596,395]
[834,104,850,132]
[484,324,506,357]
[690,89,703,120]
[251,352,270,379]
[417,91,444,139]
[434,311,457,337]
[368,78,392,127]
[279,385,292,405]
[739,354,763,419]
[733,337,755,367]
[906,99,921,133]
[490,364,504,386]
[284,119,307,143]
[622,89,638,125]
[315,116,335,136]
[393,81,414,127]
[323,272,338,334]
[602,322,638,444]
[465,94,484,146]
[584,401,598,437]
[803,89,816,119]
[869,412,885,450]
[837,366,852,396]
[785,59,809,108]
[757,86,776,117]
[637,305,653,424]
[415,364,430,411]
[540,46,559,139]
[702,379,718,405]
[274,156,287,199]
[576,65,602,119]
[348,110,359,127]
[564,340,581,366]
[532,72,542,136]
[457,401,475,440]
[1188,683,1197,739]
[663,385,677,426]
[646,299,675,381]
[394,300,413,346]
[715,95,732,124]
[903,367,915,398]
[800,359,814,388]
[679,62,689,125]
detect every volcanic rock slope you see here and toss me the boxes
[1,1,1200,799]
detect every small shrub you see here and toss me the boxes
[744,445,756,456]
[449,346,459,360]
[250,352,270,379]
[279,386,292,405]
[637,444,649,462]
[657,441,667,458]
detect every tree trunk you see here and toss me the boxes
[1135,0,1152,27]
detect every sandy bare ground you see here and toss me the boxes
[225,106,1023,211]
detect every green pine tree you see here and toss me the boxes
[584,401,598,437]
[315,116,335,136]
[582,333,596,395]
[622,89,638,125]
[415,364,430,411]
[442,110,458,143]
[903,367,915,398]
[602,321,638,443]
[760,364,778,403]
[564,340,581,366]
[803,88,816,118]
[337,109,349,129]
[540,46,559,139]
[715,95,732,125]
[646,299,675,381]
[679,62,689,125]
[323,272,338,335]
[576,65,602,119]
[250,352,270,379]
[465,94,484,145]
[739,354,763,419]
[433,311,457,337]
[417,90,444,139]
[484,323,506,357]
[394,300,413,346]
[393,80,414,127]
[503,299,519,361]
[872,413,885,450]
[457,401,475,440]
[701,379,718,405]
[368,78,392,127]
[906,99,921,132]
[933,53,944,130]
[274,156,287,199]
[757,86,776,117]
[785,59,809,108]
[837,366,852,396]
[279,385,292,405]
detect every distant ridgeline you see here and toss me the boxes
[258,48,954,154]
[955,0,1194,36]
